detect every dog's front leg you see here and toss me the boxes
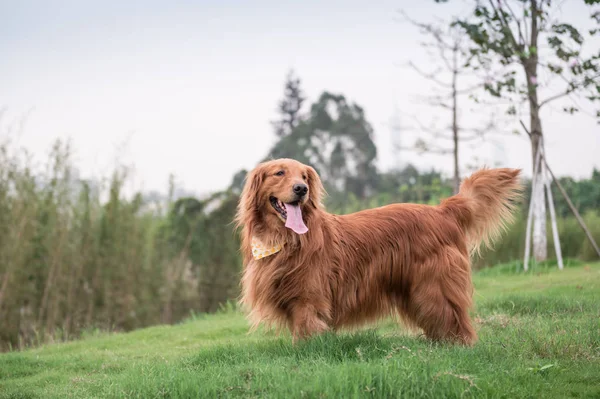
[289,301,330,343]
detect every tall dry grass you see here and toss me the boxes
[0,139,240,350]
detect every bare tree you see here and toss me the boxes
[398,13,506,194]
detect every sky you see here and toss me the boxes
[1,0,599,197]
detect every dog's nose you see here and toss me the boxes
[293,183,308,196]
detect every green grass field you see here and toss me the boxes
[1,261,599,399]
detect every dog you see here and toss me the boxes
[235,158,521,345]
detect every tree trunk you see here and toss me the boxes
[527,89,548,262]
[452,54,460,195]
[526,0,547,262]
[530,124,547,262]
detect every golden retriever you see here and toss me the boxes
[235,158,521,345]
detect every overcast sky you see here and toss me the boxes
[2,0,599,196]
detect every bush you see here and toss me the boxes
[580,211,600,261]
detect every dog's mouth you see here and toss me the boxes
[270,196,308,235]
[270,197,290,220]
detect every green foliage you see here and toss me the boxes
[0,139,241,351]
[441,0,600,121]
[2,125,600,352]
[268,89,378,200]
[2,132,600,351]
[580,211,600,260]
[1,263,599,398]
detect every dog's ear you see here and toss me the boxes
[306,165,325,210]
[236,166,265,224]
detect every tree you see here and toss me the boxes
[271,70,306,138]
[268,92,378,200]
[399,13,505,194]
[229,169,248,194]
[435,0,600,261]
[227,71,306,197]
[160,191,241,316]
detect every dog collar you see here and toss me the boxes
[251,236,284,260]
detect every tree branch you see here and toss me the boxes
[401,119,450,136]
[502,0,528,47]
[522,1,530,45]
[409,93,453,109]
[530,0,539,58]
[413,139,454,155]
[400,9,459,72]
[488,0,524,58]
[399,10,455,49]
[406,61,453,88]
[455,82,485,95]
[430,133,484,141]
[539,73,600,108]
[436,39,456,72]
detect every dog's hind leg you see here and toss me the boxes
[407,249,477,346]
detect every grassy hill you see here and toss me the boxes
[1,261,599,398]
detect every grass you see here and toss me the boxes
[1,262,599,399]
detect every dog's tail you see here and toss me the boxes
[441,168,523,255]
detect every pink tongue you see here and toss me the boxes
[284,203,308,234]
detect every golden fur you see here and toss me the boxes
[235,158,522,345]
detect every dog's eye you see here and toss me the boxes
[275,170,285,176]
[302,174,307,180]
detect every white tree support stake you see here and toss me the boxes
[523,139,543,272]
[543,146,563,270]
[520,120,600,270]
[544,157,600,260]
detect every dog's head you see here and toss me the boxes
[236,158,324,235]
